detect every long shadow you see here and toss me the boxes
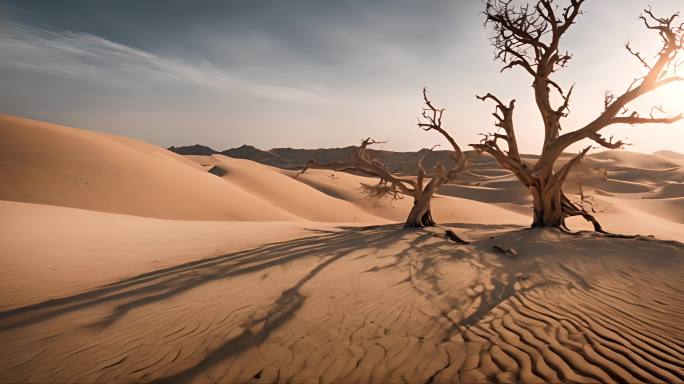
[4,222,550,383]
[0,225,409,332]
[438,226,684,334]
[152,240,371,383]
[440,222,528,231]
[366,231,436,272]
[153,227,479,383]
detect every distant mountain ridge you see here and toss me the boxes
[168,144,469,175]
[168,144,684,177]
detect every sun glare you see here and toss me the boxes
[653,81,684,109]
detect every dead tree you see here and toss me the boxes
[472,0,683,230]
[299,89,466,228]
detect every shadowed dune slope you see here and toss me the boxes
[646,182,684,199]
[185,155,385,223]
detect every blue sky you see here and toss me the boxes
[1,0,682,153]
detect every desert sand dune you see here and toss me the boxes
[437,183,531,204]
[0,114,301,221]
[1,114,684,383]
[1,226,683,383]
[584,150,682,170]
[654,150,684,160]
[185,155,385,223]
[175,142,684,235]
[281,167,530,225]
[0,200,323,310]
[647,182,684,199]
[586,179,654,194]
[626,197,684,225]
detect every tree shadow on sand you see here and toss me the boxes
[0,225,409,332]
[11,222,558,381]
[7,223,659,383]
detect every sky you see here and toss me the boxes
[1,0,683,154]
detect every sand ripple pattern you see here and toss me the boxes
[1,226,683,383]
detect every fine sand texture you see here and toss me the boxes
[1,115,683,383]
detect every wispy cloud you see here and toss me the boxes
[0,16,324,103]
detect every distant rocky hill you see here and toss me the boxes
[167,144,219,156]
[169,144,483,175]
[168,144,683,180]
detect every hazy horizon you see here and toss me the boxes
[1,0,683,155]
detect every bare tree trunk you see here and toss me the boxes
[405,191,436,228]
[404,174,448,228]
[530,179,564,228]
[421,209,435,227]
[528,176,604,231]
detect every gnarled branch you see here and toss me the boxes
[588,133,625,149]
[475,1,682,231]
[476,92,521,161]
[548,7,683,162]
[418,88,467,175]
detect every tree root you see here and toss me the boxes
[445,229,470,244]
[561,192,606,233]
[557,228,684,248]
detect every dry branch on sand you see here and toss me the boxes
[472,0,684,231]
[298,89,467,229]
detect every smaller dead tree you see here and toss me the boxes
[298,89,467,229]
